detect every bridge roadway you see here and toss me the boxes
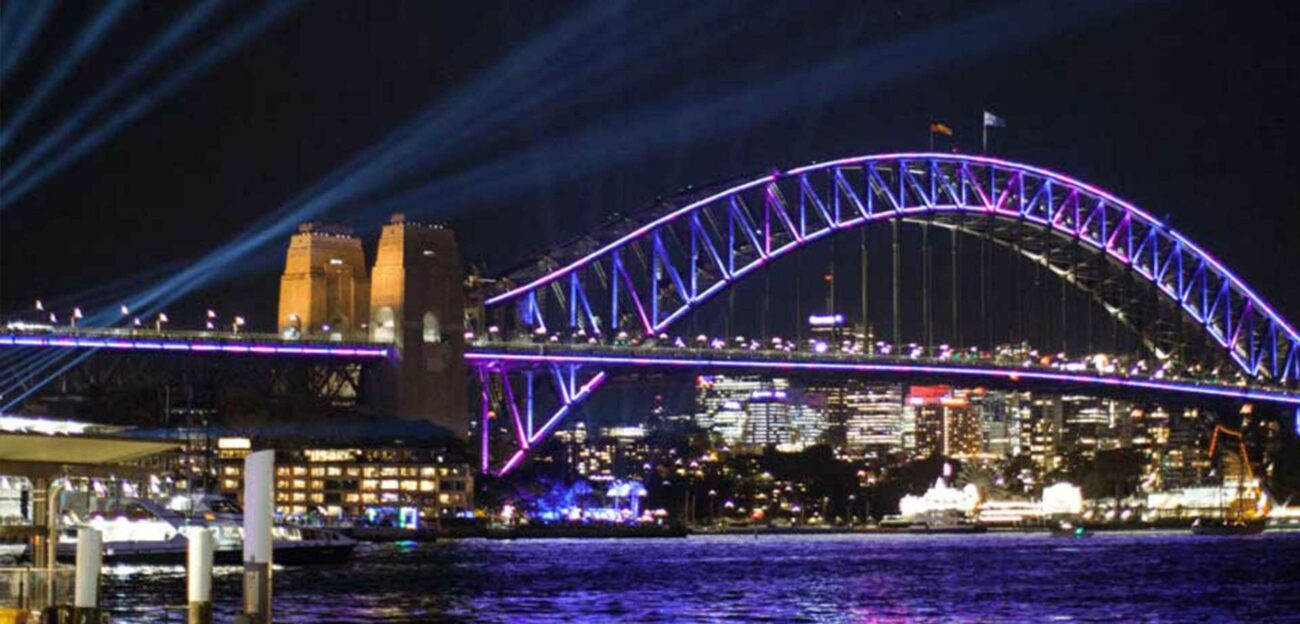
[0,328,390,358]
[464,341,1300,407]
[5,329,1300,406]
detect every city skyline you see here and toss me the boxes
[4,2,1300,621]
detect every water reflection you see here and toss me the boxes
[94,532,1300,623]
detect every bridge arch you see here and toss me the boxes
[485,153,1300,386]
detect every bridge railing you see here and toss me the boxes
[1,324,382,346]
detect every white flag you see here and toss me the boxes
[983,111,1006,128]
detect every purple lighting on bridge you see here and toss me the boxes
[482,152,1300,387]
[0,334,392,358]
[465,352,1300,406]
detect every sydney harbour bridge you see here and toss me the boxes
[3,153,1299,477]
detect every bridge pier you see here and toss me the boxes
[369,214,468,437]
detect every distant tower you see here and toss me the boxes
[277,223,370,338]
[370,213,468,437]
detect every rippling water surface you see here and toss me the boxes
[101,532,1300,623]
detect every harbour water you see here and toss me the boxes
[100,532,1300,623]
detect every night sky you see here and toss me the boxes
[2,0,1298,336]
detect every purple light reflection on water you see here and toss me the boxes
[96,532,1300,623]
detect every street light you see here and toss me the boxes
[156,312,168,332]
[232,316,245,334]
[71,307,82,329]
[34,299,44,312]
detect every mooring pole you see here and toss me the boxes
[189,528,214,624]
[73,527,102,622]
[241,450,274,624]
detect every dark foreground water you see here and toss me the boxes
[101,532,1300,623]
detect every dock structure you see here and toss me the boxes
[1,420,177,618]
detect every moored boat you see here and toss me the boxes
[1190,517,1265,536]
[44,496,356,565]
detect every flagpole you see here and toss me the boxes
[981,118,987,154]
[929,125,934,152]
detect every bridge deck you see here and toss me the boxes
[0,331,391,358]
[465,343,1300,406]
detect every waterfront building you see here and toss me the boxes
[843,383,906,455]
[216,438,473,522]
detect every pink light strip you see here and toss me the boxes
[0,333,391,358]
[465,352,1300,406]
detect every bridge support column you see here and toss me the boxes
[892,220,901,346]
[369,214,468,437]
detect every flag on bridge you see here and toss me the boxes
[981,110,1006,153]
[929,121,953,151]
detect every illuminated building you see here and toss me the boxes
[1059,395,1124,458]
[976,390,1019,457]
[744,388,794,447]
[695,376,796,446]
[565,425,653,480]
[787,400,829,450]
[910,386,981,458]
[1028,396,1063,473]
[216,438,473,521]
[842,383,905,454]
[1154,411,1210,489]
[805,315,859,446]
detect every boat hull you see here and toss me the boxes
[54,541,356,566]
[1191,522,1265,536]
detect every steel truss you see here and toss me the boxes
[471,153,1300,473]
[475,361,605,475]
[1,349,369,425]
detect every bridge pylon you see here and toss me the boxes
[369,213,468,437]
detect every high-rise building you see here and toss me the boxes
[1155,409,1210,489]
[744,388,793,447]
[909,385,981,458]
[1028,395,1063,473]
[843,383,905,454]
[1060,395,1123,458]
[696,376,789,445]
[788,399,829,449]
[977,390,1016,457]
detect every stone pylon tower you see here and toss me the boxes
[370,213,468,437]
[277,224,370,338]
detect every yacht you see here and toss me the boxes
[49,495,355,565]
